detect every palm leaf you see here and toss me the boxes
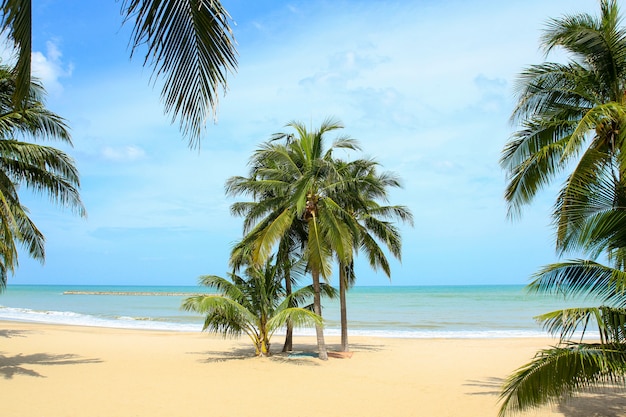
[499,342,626,416]
[121,0,237,147]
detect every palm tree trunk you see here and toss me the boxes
[282,271,293,352]
[339,264,349,352]
[312,268,328,360]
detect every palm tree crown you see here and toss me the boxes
[0,64,84,290]
[501,0,626,253]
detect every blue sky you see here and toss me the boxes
[7,0,597,287]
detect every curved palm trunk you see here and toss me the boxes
[312,268,328,360]
[339,264,349,352]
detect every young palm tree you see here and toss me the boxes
[181,257,328,357]
[0,0,237,147]
[500,0,626,253]
[230,232,307,352]
[0,64,85,290]
[226,118,361,360]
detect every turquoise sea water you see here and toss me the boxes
[0,284,596,338]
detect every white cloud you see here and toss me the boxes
[31,40,73,95]
[101,145,147,162]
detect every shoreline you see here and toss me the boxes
[2,320,622,416]
[0,314,552,338]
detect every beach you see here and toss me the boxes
[2,321,622,417]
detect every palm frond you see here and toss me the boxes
[121,0,237,147]
[499,342,626,416]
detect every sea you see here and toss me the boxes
[0,284,599,339]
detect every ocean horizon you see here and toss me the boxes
[0,284,596,339]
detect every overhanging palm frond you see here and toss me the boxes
[528,259,626,306]
[121,0,237,147]
[499,343,626,417]
[0,0,32,107]
[535,306,626,343]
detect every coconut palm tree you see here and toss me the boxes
[230,232,307,352]
[0,0,237,147]
[500,0,626,254]
[332,159,413,352]
[0,64,84,290]
[228,152,310,352]
[181,257,329,357]
[499,2,626,413]
[226,118,361,360]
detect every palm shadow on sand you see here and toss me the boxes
[0,329,32,338]
[466,377,626,417]
[556,387,626,417]
[189,341,383,366]
[0,352,102,379]
[188,347,255,363]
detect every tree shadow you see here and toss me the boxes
[187,345,257,363]
[0,352,102,379]
[187,340,382,366]
[0,329,31,338]
[466,377,626,416]
[464,377,504,396]
[557,387,626,417]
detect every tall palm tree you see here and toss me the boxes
[0,64,85,290]
[332,159,413,352]
[226,118,360,360]
[500,0,626,254]
[181,256,329,357]
[0,0,237,147]
[499,1,626,413]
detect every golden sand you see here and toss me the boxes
[1,321,623,417]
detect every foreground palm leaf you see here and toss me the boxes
[182,258,326,357]
[0,0,237,147]
[499,342,626,416]
[499,258,626,415]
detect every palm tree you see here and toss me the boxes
[226,117,361,360]
[230,233,306,352]
[498,2,626,412]
[0,0,237,147]
[500,0,626,254]
[0,64,85,290]
[332,159,413,352]
[181,257,328,357]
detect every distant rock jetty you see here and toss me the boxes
[63,291,206,296]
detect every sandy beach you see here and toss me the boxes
[1,321,623,417]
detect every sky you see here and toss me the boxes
[6,0,600,287]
